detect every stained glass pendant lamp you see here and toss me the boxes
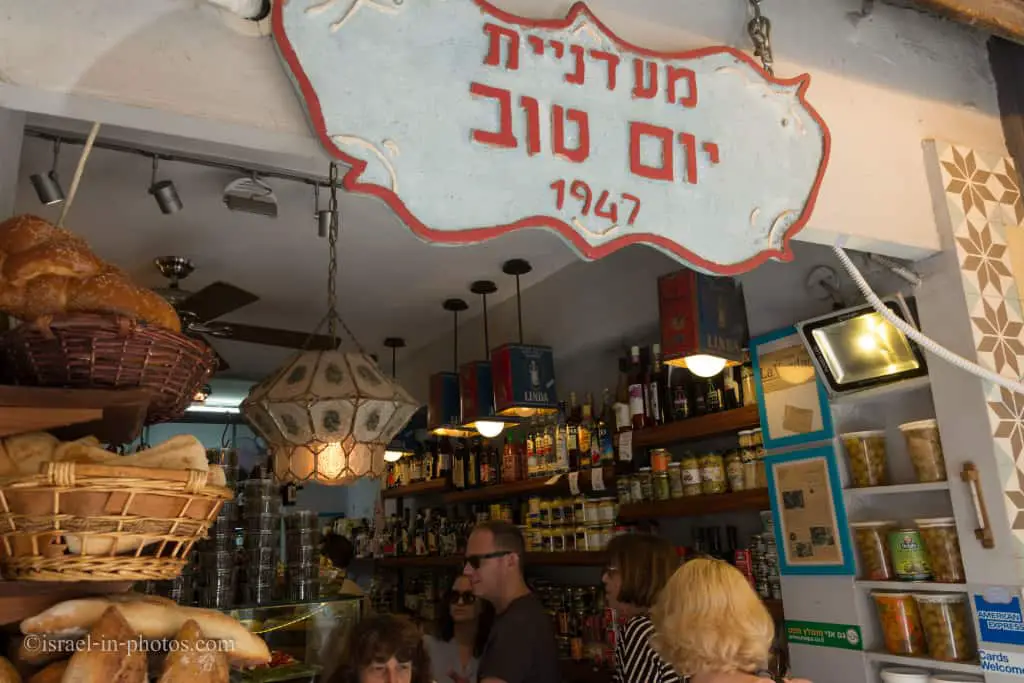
[490,259,558,418]
[241,163,419,485]
[460,280,517,438]
[428,298,477,437]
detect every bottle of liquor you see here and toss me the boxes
[567,392,580,471]
[598,389,616,466]
[452,438,466,490]
[580,393,595,470]
[466,437,480,488]
[437,437,452,480]
[525,418,538,478]
[706,378,722,413]
[646,344,665,425]
[614,358,631,432]
[670,366,691,421]
[627,346,648,430]
[554,401,570,474]
[422,443,436,481]
[723,366,740,411]
[487,442,500,486]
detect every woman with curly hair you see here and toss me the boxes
[651,558,809,683]
[326,613,432,683]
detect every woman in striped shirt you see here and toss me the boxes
[602,534,680,683]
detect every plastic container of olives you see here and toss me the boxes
[873,591,927,656]
[851,521,897,580]
[841,431,889,488]
[899,419,948,483]
[915,517,966,584]
[913,593,976,662]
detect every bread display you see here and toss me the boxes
[0,215,180,333]
[0,656,22,683]
[157,620,229,683]
[61,607,146,683]
[26,661,66,683]
[22,595,271,668]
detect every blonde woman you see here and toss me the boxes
[651,558,809,683]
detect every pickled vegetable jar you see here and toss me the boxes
[873,592,927,656]
[913,593,976,662]
[851,521,897,580]
[915,517,965,584]
[841,430,889,487]
[699,452,726,495]
[899,419,947,483]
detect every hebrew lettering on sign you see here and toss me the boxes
[273,0,831,275]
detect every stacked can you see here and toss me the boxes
[751,511,781,600]
[194,492,238,608]
[241,479,281,606]
[285,509,320,602]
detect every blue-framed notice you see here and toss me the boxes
[766,444,855,576]
[750,326,834,451]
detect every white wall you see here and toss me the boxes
[0,0,1007,260]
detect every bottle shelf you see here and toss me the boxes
[864,652,981,674]
[440,466,616,505]
[631,404,761,448]
[617,488,771,521]
[380,478,449,500]
[376,551,609,568]
[855,580,966,592]
[844,481,951,497]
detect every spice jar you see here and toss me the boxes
[616,476,632,505]
[913,593,976,662]
[851,521,897,580]
[841,430,889,488]
[636,467,654,502]
[738,430,752,448]
[598,498,617,524]
[873,592,927,656]
[629,473,644,503]
[680,453,702,497]
[653,470,671,501]
[915,517,965,584]
[651,448,671,473]
[900,419,947,483]
[724,450,744,492]
[700,452,726,494]
[668,462,685,499]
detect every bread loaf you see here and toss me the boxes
[61,607,146,683]
[0,215,180,332]
[22,597,271,668]
[26,661,66,683]
[158,621,229,683]
[0,656,21,683]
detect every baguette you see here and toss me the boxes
[22,597,270,668]
[158,620,228,683]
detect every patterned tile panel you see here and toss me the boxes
[934,141,1024,552]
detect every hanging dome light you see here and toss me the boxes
[683,354,728,378]
[241,162,419,485]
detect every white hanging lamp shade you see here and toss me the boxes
[243,349,419,485]
[240,162,419,485]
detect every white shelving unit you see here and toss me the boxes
[865,652,983,675]
[855,580,967,593]
[844,481,951,497]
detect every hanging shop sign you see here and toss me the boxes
[658,270,748,367]
[272,0,831,275]
[491,344,558,417]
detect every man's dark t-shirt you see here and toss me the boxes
[479,593,560,683]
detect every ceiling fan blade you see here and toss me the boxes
[179,282,259,323]
[207,323,339,350]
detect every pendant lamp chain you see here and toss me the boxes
[747,0,774,76]
[322,162,364,353]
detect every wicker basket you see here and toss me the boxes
[0,461,233,581]
[0,313,217,423]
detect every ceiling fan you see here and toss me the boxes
[153,256,338,371]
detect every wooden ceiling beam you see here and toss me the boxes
[903,0,1024,43]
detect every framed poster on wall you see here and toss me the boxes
[766,445,855,575]
[750,326,833,451]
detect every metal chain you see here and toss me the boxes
[747,0,774,76]
[323,162,366,354]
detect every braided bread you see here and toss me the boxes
[0,215,180,332]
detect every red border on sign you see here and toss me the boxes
[271,0,832,276]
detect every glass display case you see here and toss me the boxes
[227,596,364,683]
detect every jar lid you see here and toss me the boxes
[850,520,897,527]
[668,462,681,467]
[871,591,912,598]
[738,430,751,435]
[841,430,886,438]
[639,466,652,472]
[913,593,966,603]
[899,418,938,431]
[914,517,956,527]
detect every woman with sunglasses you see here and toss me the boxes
[424,575,495,683]
[603,533,681,683]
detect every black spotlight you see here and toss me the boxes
[30,139,65,206]
[149,156,183,215]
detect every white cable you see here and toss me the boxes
[832,244,1024,395]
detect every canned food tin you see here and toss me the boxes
[617,476,633,505]
[539,499,552,527]
[552,499,566,525]
[651,449,671,472]
[574,526,588,550]
[888,528,932,581]
[598,498,616,523]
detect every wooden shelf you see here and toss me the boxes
[632,404,761,448]
[441,466,616,505]
[617,488,771,521]
[381,478,449,499]
[864,652,981,674]
[376,551,608,569]
[0,385,151,443]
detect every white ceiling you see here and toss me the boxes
[13,121,579,379]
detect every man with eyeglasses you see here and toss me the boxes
[463,521,560,683]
